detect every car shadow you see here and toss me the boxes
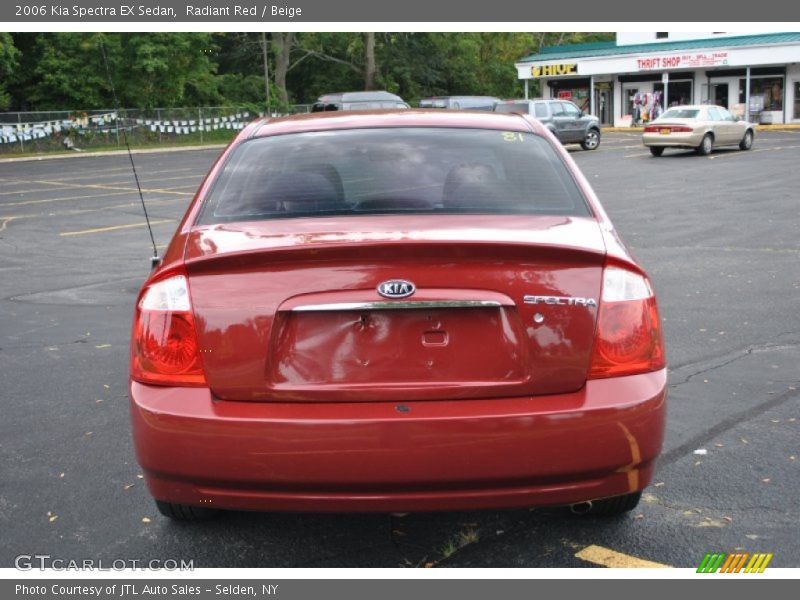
[649,147,746,159]
[145,505,640,568]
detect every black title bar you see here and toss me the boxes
[4,0,794,22]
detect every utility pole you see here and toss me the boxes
[261,32,270,116]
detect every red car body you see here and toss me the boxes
[129,111,666,516]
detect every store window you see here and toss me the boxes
[794,82,800,120]
[740,77,783,111]
[654,81,692,108]
[624,87,639,117]
[548,81,590,112]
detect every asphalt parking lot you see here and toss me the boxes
[1,131,798,569]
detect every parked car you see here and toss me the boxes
[419,96,501,110]
[130,110,666,520]
[494,99,602,150]
[311,91,410,112]
[642,105,755,156]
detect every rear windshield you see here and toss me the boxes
[661,108,700,119]
[197,127,590,224]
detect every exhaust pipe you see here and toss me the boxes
[570,500,593,515]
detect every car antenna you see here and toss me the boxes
[99,37,161,269]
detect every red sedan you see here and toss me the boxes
[129,110,666,520]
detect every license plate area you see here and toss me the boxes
[268,307,528,388]
[659,128,671,135]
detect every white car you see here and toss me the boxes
[642,105,755,156]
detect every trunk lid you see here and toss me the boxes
[184,215,606,402]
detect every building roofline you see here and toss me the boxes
[517,32,800,63]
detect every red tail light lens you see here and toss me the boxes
[131,273,207,386]
[645,125,692,133]
[589,267,665,379]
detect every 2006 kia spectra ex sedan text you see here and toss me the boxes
[129,110,667,520]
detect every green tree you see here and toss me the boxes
[0,33,19,110]
[24,33,117,109]
[11,33,222,110]
[4,32,615,112]
[119,33,221,108]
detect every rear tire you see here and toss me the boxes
[588,492,642,516]
[739,129,754,151]
[581,128,601,150]
[155,500,219,521]
[696,133,713,156]
[649,147,664,157]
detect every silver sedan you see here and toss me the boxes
[642,105,755,156]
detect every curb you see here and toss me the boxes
[603,124,800,133]
[0,143,228,164]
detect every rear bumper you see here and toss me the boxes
[642,131,702,148]
[130,370,667,513]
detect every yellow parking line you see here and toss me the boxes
[0,198,182,229]
[1,190,139,208]
[85,173,202,187]
[159,185,200,191]
[575,545,672,568]
[0,215,25,231]
[0,186,78,196]
[14,179,193,196]
[59,219,175,237]
[0,174,201,196]
[32,166,195,183]
[57,197,184,217]
[1,179,192,196]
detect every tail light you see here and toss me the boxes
[645,125,692,133]
[588,266,665,379]
[131,272,207,386]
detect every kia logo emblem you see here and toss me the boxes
[377,279,416,299]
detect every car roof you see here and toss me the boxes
[317,91,405,103]
[497,99,558,103]
[250,109,544,138]
[421,95,500,100]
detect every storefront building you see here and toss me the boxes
[516,32,800,126]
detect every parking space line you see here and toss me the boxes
[1,190,139,208]
[158,185,199,191]
[102,174,203,187]
[0,198,184,230]
[31,166,195,183]
[0,174,202,196]
[0,215,26,231]
[8,178,194,197]
[0,186,81,197]
[59,219,175,237]
[575,545,672,568]
[59,197,185,216]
